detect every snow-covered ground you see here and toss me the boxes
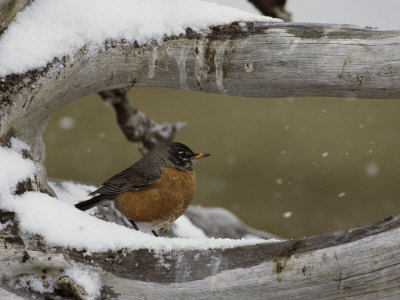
[0,0,280,76]
[0,140,278,253]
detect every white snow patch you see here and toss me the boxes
[321,152,329,158]
[0,146,36,197]
[50,180,93,206]
[243,234,264,240]
[16,275,54,294]
[0,142,277,253]
[0,0,280,76]
[10,137,31,154]
[65,264,102,298]
[283,211,292,218]
[171,215,207,238]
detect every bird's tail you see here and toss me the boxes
[75,194,108,211]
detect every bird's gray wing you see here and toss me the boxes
[89,161,162,196]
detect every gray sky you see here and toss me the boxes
[206,0,400,30]
[287,0,400,30]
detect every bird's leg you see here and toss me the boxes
[128,219,140,231]
[151,230,159,237]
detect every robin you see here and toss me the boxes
[74,142,210,236]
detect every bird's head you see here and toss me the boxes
[153,142,210,171]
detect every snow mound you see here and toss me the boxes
[0,0,281,76]
[65,264,102,298]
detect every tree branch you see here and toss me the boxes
[1,208,400,299]
[98,88,185,153]
[2,22,400,191]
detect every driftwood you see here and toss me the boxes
[1,207,400,299]
[2,22,400,193]
[1,1,400,297]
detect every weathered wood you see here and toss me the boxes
[0,0,29,34]
[1,209,399,299]
[2,22,400,193]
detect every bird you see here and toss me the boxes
[74,142,210,236]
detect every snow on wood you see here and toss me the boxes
[0,0,278,76]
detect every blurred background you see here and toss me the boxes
[44,0,400,238]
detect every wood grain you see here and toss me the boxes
[1,209,399,299]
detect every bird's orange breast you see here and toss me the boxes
[114,167,196,228]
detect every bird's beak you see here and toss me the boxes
[193,153,210,159]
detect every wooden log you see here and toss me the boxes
[1,208,399,299]
[2,22,400,192]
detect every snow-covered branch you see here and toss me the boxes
[2,21,400,192]
[2,205,400,299]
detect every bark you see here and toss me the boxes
[0,0,30,34]
[1,208,399,299]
